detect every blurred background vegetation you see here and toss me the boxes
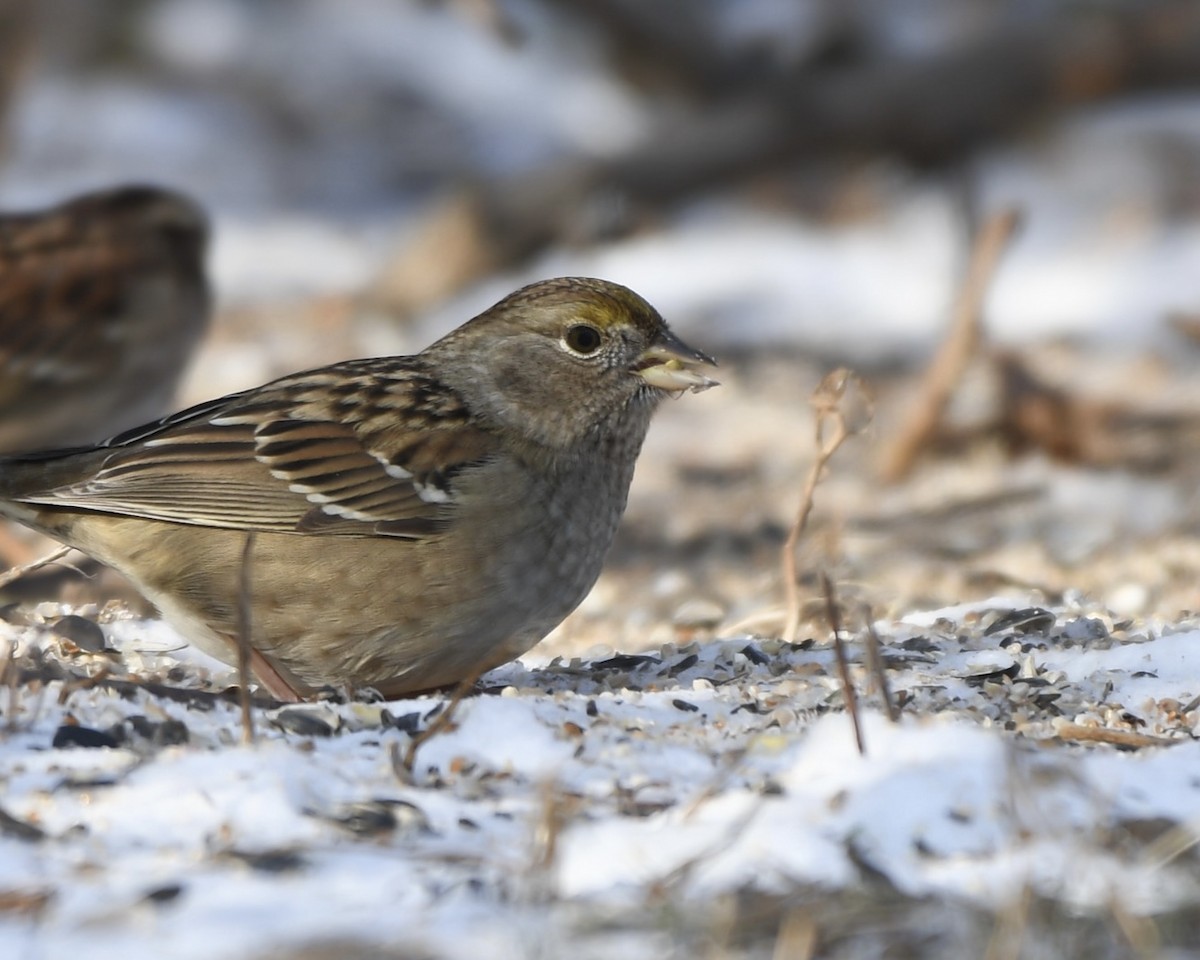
[5,0,1200,357]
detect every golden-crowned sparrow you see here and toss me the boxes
[0,184,210,451]
[0,277,715,700]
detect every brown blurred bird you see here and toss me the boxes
[0,277,716,701]
[0,185,211,451]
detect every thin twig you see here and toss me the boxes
[0,545,72,590]
[681,744,751,820]
[1048,722,1177,750]
[56,666,112,704]
[9,669,284,711]
[861,605,898,722]
[236,532,257,745]
[821,571,864,756]
[528,781,579,887]
[399,666,486,774]
[771,907,818,960]
[879,207,1021,482]
[1143,820,1200,871]
[982,884,1031,960]
[1107,897,1161,959]
[1,637,15,732]
[781,369,872,644]
[652,799,770,897]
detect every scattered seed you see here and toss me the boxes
[594,654,660,671]
[666,654,699,677]
[984,608,1056,636]
[0,807,45,843]
[740,644,770,665]
[228,849,307,873]
[142,884,184,905]
[52,725,120,749]
[270,707,336,737]
[47,615,108,652]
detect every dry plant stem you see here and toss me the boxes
[682,744,750,820]
[1,637,15,731]
[982,885,1031,960]
[22,672,282,711]
[1144,820,1200,871]
[781,371,861,645]
[1049,723,1177,749]
[529,783,578,881]
[236,532,256,745]
[861,607,898,722]
[57,667,113,704]
[654,800,768,896]
[0,545,72,590]
[401,666,486,773]
[771,907,818,960]
[0,887,52,919]
[1107,898,1161,959]
[879,207,1021,482]
[821,571,864,756]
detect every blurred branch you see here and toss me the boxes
[878,208,1020,483]
[372,0,1200,311]
[0,1,35,166]
[821,571,865,756]
[464,2,1200,270]
[781,369,872,645]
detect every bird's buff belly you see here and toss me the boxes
[48,510,604,696]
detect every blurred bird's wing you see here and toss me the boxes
[0,185,210,397]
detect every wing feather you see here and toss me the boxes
[11,362,499,538]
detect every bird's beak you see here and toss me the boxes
[634,329,719,394]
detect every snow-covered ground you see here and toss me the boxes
[3,598,1199,958]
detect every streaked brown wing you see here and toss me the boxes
[12,362,501,538]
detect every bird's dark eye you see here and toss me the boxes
[564,324,603,355]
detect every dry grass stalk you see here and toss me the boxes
[781,368,872,644]
[1107,897,1161,959]
[0,886,53,918]
[771,907,817,960]
[0,638,15,731]
[236,532,257,745]
[399,666,486,775]
[0,545,72,590]
[681,744,751,820]
[982,885,1031,960]
[821,571,865,756]
[1049,723,1177,750]
[652,801,767,897]
[861,607,898,722]
[879,207,1021,482]
[56,667,113,705]
[528,782,580,888]
[1143,820,1200,871]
